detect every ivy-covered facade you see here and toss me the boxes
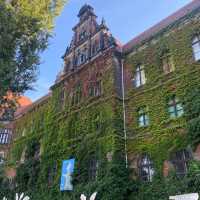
[2,1,200,200]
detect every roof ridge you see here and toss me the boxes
[123,0,200,53]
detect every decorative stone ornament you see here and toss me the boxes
[169,193,199,200]
[80,192,97,200]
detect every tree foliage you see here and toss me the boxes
[10,0,67,30]
[0,0,66,115]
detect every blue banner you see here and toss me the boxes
[60,158,75,191]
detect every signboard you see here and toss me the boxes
[60,159,75,191]
[169,193,199,200]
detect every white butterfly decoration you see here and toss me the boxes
[16,193,30,200]
[2,193,30,200]
[80,192,97,200]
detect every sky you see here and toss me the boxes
[25,0,192,101]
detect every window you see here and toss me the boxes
[171,150,191,177]
[80,47,88,64]
[65,60,71,72]
[88,158,99,181]
[89,80,102,97]
[139,155,154,182]
[168,96,184,118]
[79,30,87,41]
[192,35,200,61]
[0,128,11,144]
[92,40,100,55]
[48,163,57,186]
[134,65,146,87]
[162,55,175,74]
[60,88,66,107]
[0,152,5,165]
[71,83,82,106]
[138,107,149,127]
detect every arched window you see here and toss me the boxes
[139,155,154,182]
[171,149,192,177]
[192,36,200,61]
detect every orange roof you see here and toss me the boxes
[17,96,32,107]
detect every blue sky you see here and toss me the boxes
[25,0,192,101]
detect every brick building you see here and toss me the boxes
[6,1,200,199]
[0,96,31,164]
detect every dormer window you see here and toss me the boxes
[192,35,200,61]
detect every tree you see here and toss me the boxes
[0,0,66,117]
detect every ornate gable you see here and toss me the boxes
[56,4,117,82]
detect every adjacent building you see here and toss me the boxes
[0,95,31,164]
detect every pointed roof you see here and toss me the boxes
[78,4,95,17]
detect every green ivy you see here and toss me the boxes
[1,9,200,200]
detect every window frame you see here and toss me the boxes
[0,128,11,144]
[88,80,102,97]
[138,107,149,127]
[162,54,175,74]
[138,154,154,182]
[192,35,200,61]
[88,158,99,181]
[168,96,184,119]
[60,88,66,108]
[134,65,146,88]
[171,149,192,177]
[71,83,82,106]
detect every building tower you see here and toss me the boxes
[56,4,117,82]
